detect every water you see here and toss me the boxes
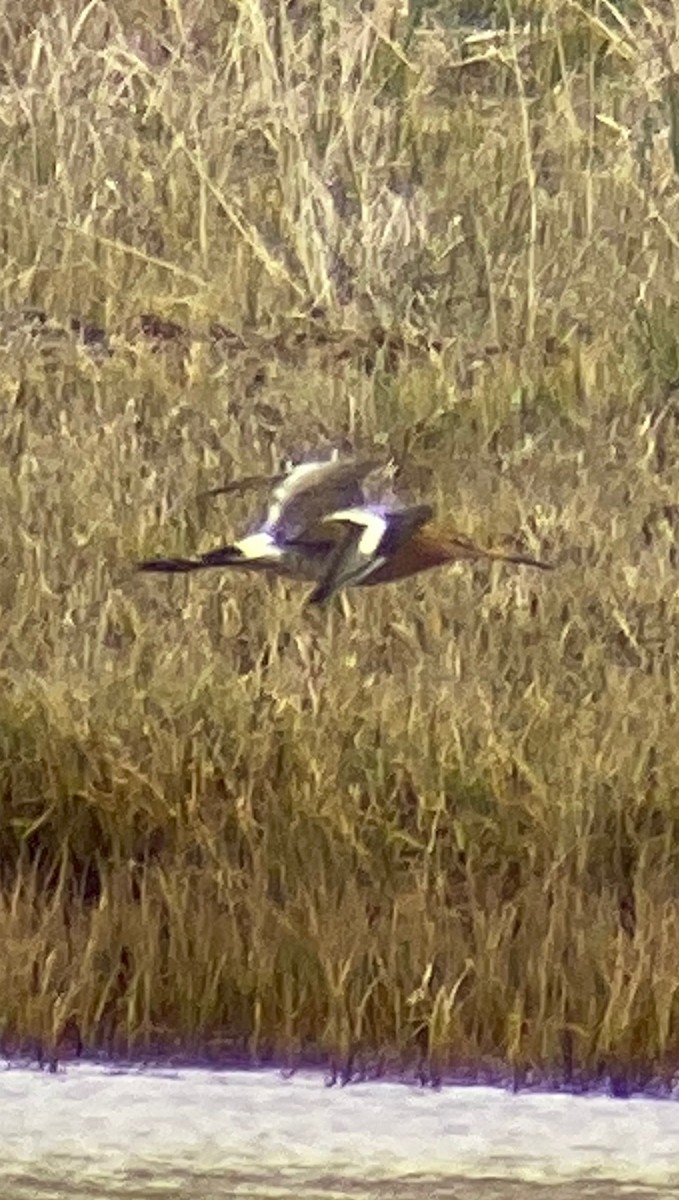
[3,1062,679,1199]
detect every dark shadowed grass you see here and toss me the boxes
[1,0,679,1086]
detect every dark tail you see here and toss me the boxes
[137,556,206,574]
[137,546,245,574]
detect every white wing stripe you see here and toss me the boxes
[325,508,387,557]
[233,531,283,561]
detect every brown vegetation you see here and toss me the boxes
[1,0,679,1087]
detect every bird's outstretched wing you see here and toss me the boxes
[199,472,287,500]
[199,457,381,544]
[267,459,381,543]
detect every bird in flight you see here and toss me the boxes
[137,456,553,603]
[307,504,552,603]
[137,457,380,582]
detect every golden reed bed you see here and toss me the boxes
[0,0,678,1087]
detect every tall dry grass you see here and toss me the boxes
[1,0,679,1086]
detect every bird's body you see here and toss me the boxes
[306,507,552,604]
[137,455,554,602]
[306,503,435,604]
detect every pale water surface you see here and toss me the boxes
[3,1063,679,1200]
